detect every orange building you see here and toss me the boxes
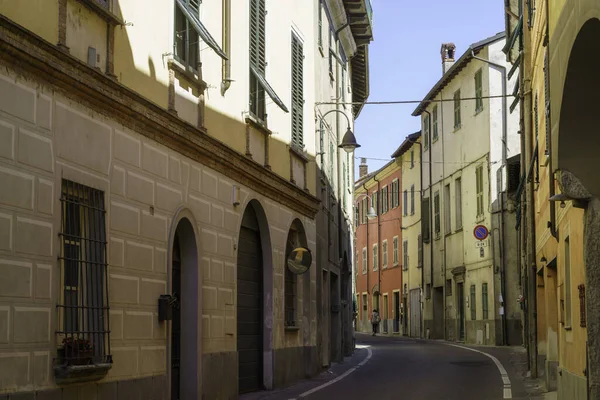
[354,157,404,335]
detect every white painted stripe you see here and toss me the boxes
[289,346,373,399]
[444,343,512,399]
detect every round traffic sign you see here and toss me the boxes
[473,225,489,241]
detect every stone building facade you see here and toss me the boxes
[0,0,372,398]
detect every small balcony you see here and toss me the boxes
[342,0,374,46]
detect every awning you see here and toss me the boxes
[250,64,289,113]
[175,0,228,60]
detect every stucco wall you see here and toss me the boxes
[0,66,317,395]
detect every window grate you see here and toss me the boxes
[56,180,111,366]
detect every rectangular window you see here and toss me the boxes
[426,284,431,300]
[382,240,388,268]
[249,0,267,120]
[455,178,462,230]
[284,266,297,326]
[432,105,439,141]
[354,205,359,228]
[422,198,430,242]
[475,69,483,112]
[444,184,451,234]
[372,191,379,215]
[319,120,325,165]
[403,240,408,271]
[393,180,400,208]
[544,51,550,155]
[59,180,110,365]
[403,190,408,216]
[317,1,323,48]
[423,114,430,149]
[174,0,200,69]
[565,236,572,327]
[482,282,489,320]
[373,244,378,271]
[291,33,304,149]
[410,184,415,215]
[470,285,477,320]
[476,165,484,217]
[446,279,452,296]
[454,89,461,129]
[341,67,346,105]
[362,248,367,273]
[434,191,440,237]
[362,294,367,313]
[381,187,389,213]
[393,236,399,265]
[362,198,367,224]
[410,150,414,168]
[417,234,422,266]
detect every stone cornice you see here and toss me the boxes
[0,16,320,218]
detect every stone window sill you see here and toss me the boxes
[168,59,207,90]
[54,362,112,385]
[75,0,125,25]
[289,145,308,163]
[246,115,273,136]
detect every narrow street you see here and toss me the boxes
[243,334,543,400]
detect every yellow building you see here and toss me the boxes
[504,0,598,398]
[0,0,372,397]
[391,132,423,337]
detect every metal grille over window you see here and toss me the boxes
[57,180,111,368]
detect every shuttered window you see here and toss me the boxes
[482,283,489,320]
[453,90,461,129]
[470,285,477,320]
[249,0,266,120]
[475,69,483,112]
[432,105,439,141]
[434,191,440,237]
[291,34,304,149]
[422,198,430,242]
[417,234,422,266]
[476,165,484,217]
[544,51,550,155]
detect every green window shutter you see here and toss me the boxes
[544,51,550,155]
[291,34,304,149]
[249,0,266,72]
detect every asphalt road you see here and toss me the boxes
[303,334,509,400]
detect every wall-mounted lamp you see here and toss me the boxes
[232,185,241,207]
[318,109,361,154]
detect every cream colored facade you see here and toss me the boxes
[0,0,372,397]
[504,0,597,398]
[393,133,422,338]
[413,34,520,345]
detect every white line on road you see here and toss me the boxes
[289,346,373,399]
[444,343,512,399]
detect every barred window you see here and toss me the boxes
[57,180,111,367]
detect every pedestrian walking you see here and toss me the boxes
[371,309,380,336]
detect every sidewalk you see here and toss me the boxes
[239,344,371,400]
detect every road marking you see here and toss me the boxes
[289,346,373,399]
[444,343,512,399]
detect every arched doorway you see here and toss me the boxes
[237,200,273,394]
[169,214,200,400]
[553,13,600,398]
[556,18,600,197]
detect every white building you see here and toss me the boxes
[412,33,522,345]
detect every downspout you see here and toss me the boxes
[471,50,509,345]
[440,92,447,341]
[522,14,538,378]
[373,176,382,313]
[543,0,557,240]
[409,137,424,336]
[220,0,233,96]
[423,109,433,339]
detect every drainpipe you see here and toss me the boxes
[362,181,370,323]
[439,92,447,341]
[373,175,382,314]
[220,0,233,96]
[543,0,557,241]
[522,17,538,378]
[423,109,434,339]
[471,50,509,345]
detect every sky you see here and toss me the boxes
[353,0,506,175]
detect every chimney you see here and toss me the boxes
[359,158,368,178]
[441,43,456,74]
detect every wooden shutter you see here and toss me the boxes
[249,0,266,72]
[422,198,430,242]
[291,34,304,148]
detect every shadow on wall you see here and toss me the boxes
[109,1,316,192]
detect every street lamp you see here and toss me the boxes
[319,109,361,153]
[355,193,377,220]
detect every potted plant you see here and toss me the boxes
[61,337,94,366]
